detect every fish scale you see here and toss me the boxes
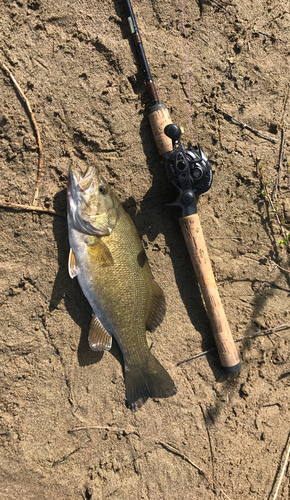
[90,214,149,363]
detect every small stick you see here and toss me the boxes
[256,31,276,41]
[0,201,65,218]
[268,258,290,273]
[52,446,82,467]
[256,263,285,293]
[272,431,290,500]
[258,253,290,273]
[254,31,287,45]
[177,322,290,365]
[199,403,215,485]
[210,0,233,15]
[68,425,140,437]
[157,441,232,500]
[158,440,204,472]
[258,31,272,38]
[274,129,285,199]
[223,112,278,142]
[234,322,290,341]
[0,61,43,206]
[256,154,290,249]
[177,347,216,365]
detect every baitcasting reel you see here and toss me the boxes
[163,124,213,217]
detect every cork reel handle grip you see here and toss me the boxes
[179,214,241,372]
[148,103,173,156]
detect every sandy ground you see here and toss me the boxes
[1,0,290,498]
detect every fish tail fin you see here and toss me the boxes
[125,353,176,411]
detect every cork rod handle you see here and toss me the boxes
[180,214,241,372]
[148,104,173,156]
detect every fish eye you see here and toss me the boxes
[99,185,107,195]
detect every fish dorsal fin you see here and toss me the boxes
[87,237,114,267]
[146,280,166,332]
[88,314,112,351]
[68,248,79,278]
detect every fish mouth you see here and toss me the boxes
[67,166,111,236]
[67,165,87,202]
[68,165,96,194]
[78,166,95,192]
[67,168,73,198]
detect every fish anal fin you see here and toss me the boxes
[88,314,112,351]
[86,237,114,267]
[68,248,79,278]
[125,353,176,411]
[146,280,166,332]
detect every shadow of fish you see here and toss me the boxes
[67,164,176,410]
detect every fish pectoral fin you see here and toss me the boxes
[68,248,79,278]
[146,280,166,332]
[88,314,112,351]
[87,238,114,267]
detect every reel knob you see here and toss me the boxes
[164,124,182,146]
[182,189,195,206]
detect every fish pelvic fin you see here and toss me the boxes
[145,280,166,332]
[68,248,79,278]
[125,353,176,411]
[88,314,112,351]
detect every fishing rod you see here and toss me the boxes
[123,0,241,373]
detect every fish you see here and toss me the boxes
[67,164,176,410]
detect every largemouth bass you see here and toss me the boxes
[67,164,176,410]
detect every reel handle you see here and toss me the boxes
[148,103,173,155]
[179,213,241,372]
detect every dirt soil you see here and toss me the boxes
[1,0,290,499]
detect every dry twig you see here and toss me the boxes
[177,322,290,365]
[287,161,290,193]
[274,129,285,199]
[234,322,290,342]
[0,201,65,218]
[258,254,290,273]
[272,431,290,500]
[256,154,290,249]
[209,0,233,15]
[158,441,232,500]
[199,403,215,487]
[177,347,215,365]
[52,446,82,467]
[224,112,278,142]
[68,425,140,437]
[0,61,43,206]
[255,264,287,294]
